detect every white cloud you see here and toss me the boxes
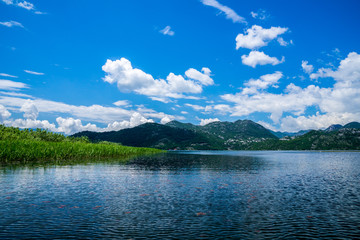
[24,70,44,75]
[105,113,154,132]
[0,79,28,90]
[257,120,277,131]
[0,21,24,28]
[185,67,214,86]
[220,52,360,131]
[250,9,268,20]
[0,73,18,78]
[160,116,172,124]
[301,60,314,74]
[17,1,34,10]
[0,104,11,122]
[0,96,133,123]
[160,26,174,36]
[1,0,14,5]
[20,99,38,120]
[1,0,41,13]
[4,118,57,132]
[57,112,154,134]
[185,103,205,111]
[244,71,283,90]
[0,94,180,131]
[212,104,231,114]
[181,111,188,114]
[280,112,360,132]
[199,118,220,126]
[277,37,291,46]
[222,84,324,124]
[241,51,285,68]
[2,106,157,135]
[113,100,131,107]
[102,58,212,101]
[201,0,246,24]
[0,91,33,98]
[235,25,288,50]
[56,117,100,135]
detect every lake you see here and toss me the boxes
[1,151,360,239]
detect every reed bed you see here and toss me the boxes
[0,125,162,164]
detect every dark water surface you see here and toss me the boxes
[1,151,360,239]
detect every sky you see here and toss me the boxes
[1,0,360,134]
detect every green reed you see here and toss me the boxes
[0,125,163,164]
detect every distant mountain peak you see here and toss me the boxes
[325,124,343,132]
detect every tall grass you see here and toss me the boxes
[0,125,163,164]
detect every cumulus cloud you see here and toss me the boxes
[0,104,11,122]
[235,25,288,50]
[220,52,360,131]
[160,26,174,36]
[0,93,181,135]
[279,112,360,132]
[4,118,57,132]
[301,60,314,74]
[185,67,214,86]
[102,58,213,101]
[0,79,28,90]
[241,51,285,68]
[24,70,44,75]
[20,99,38,120]
[201,0,246,24]
[56,117,99,135]
[0,95,172,124]
[0,21,24,28]
[56,112,154,134]
[199,118,220,126]
[3,110,156,135]
[244,71,283,91]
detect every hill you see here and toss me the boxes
[250,128,360,150]
[73,120,277,150]
[73,120,360,150]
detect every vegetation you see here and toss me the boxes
[73,120,360,151]
[249,129,360,150]
[73,123,225,150]
[0,125,163,164]
[73,120,277,150]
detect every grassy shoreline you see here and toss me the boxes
[0,125,163,165]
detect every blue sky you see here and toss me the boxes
[1,0,360,134]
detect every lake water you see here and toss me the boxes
[1,151,360,239]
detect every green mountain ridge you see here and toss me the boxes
[74,120,277,150]
[72,120,360,150]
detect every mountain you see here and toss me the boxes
[73,120,277,150]
[73,120,360,150]
[73,123,224,150]
[250,127,360,150]
[325,124,343,132]
[271,129,311,138]
[342,122,360,129]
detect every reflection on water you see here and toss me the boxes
[128,151,265,172]
[0,151,360,239]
